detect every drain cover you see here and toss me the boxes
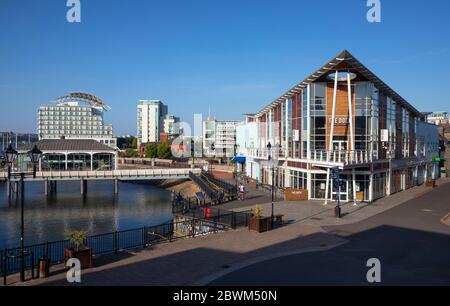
[311,217,323,221]
[221,265,231,269]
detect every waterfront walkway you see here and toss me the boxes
[7,178,448,286]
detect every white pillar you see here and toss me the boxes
[90,153,94,171]
[65,153,68,171]
[285,97,289,155]
[324,168,330,205]
[352,168,357,205]
[306,85,311,159]
[347,72,355,151]
[329,70,339,151]
[369,174,374,203]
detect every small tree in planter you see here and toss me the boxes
[248,205,271,233]
[64,231,93,269]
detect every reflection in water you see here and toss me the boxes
[0,180,173,249]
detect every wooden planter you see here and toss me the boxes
[426,180,436,188]
[64,248,93,269]
[248,216,271,233]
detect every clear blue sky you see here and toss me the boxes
[1,0,449,135]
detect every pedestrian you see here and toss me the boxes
[238,183,245,201]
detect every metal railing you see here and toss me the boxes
[173,203,251,230]
[309,150,378,165]
[0,168,201,181]
[247,148,286,160]
[1,217,230,282]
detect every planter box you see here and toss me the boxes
[426,180,436,188]
[248,217,271,233]
[64,248,93,269]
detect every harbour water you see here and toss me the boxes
[0,180,173,249]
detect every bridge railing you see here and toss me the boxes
[2,168,201,181]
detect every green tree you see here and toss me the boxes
[145,143,157,158]
[125,148,138,158]
[131,137,138,149]
[157,143,172,159]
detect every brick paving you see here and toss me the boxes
[5,177,447,286]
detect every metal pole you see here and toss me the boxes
[20,172,25,282]
[271,166,274,229]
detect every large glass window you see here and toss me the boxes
[289,170,307,189]
[310,83,327,152]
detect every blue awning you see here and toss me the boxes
[232,156,246,164]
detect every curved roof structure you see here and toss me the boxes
[55,92,111,110]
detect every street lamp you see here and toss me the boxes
[28,145,42,178]
[5,144,42,282]
[267,142,275,229]
[210,143,215,171]
[5,144,17,179]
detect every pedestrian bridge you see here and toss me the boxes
[0,168,201,182]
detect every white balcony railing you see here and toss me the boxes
[247,148,377,165]
[247,148,286,160]
[309,150,377,165]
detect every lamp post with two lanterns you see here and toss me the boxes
[5,144,42,282]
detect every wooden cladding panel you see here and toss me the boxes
[326,83,355,151]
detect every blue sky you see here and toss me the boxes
[1,0,449,135]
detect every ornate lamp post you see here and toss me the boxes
[4,143,42,282]
[28,145,42,178]
[266,142,275,229]
[5,144,17,179]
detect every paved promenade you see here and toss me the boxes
[7,178,448,286]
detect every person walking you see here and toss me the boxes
[238,183,245,201]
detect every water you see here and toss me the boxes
[0,180,173,249]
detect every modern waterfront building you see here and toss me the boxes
[37,92,117,148]
[16,139,117,172]
[238,50,440,203]
[203,117,242,158]
[137,100,169,145]
[427,112,449,125]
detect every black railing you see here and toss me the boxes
[189,171,219,201]
[1,217,230,282]
[201,171,237,198]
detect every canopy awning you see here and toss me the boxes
[232,156,246,164]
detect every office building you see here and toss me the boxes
[203,117,241,157]
[137,100,169,145]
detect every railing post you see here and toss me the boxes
[3,249,7,286]
[143,227,147,248]
[191,219,196,238]
[114,231,119,254]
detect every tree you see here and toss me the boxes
[145,143,157,158]
[125,148,138,158]
[131,137,138,149]
[157,143,172,159]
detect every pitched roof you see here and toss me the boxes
[17,139,115,152]
[255,50,422,117]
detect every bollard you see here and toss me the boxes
[37,256,50,279]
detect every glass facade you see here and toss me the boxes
[310,83,327,152]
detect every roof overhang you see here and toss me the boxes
[255,50,422,118]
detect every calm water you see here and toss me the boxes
[0,180,173,249]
